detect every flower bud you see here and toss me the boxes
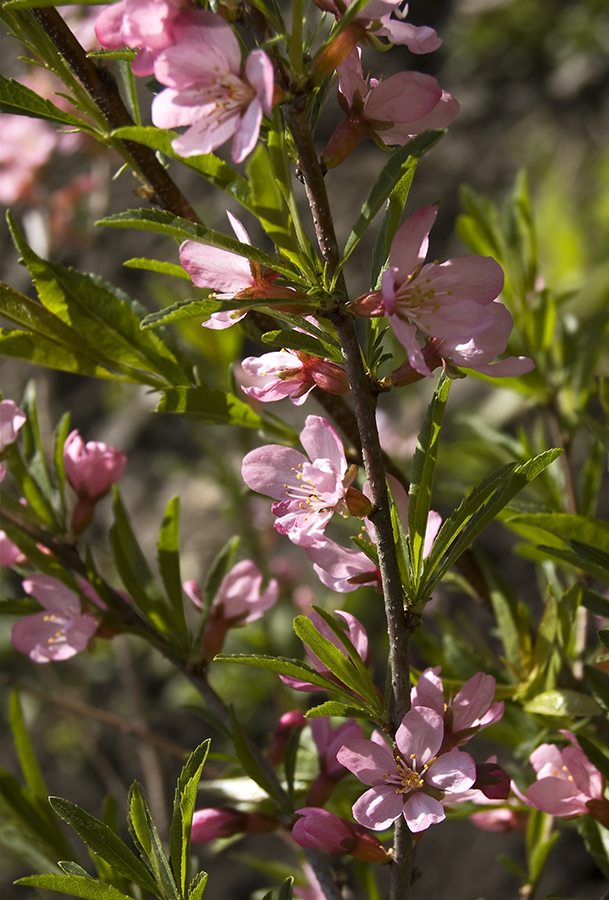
[293,808,390,864]
[349,290,386,317]
[322,115,368,169]
[311,23,364,83]
[63,430,126,531]
[191,808,278,842]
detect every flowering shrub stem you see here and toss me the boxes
[287,95,415,899]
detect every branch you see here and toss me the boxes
[30,6,200,223]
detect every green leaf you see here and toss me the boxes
[228,707,285,806]
[371,165,416,289]
[504,513,609,554]
[8,690,47,797]
[423,449,563,592]
[6,216,190,388]
[584,665,609,716]
[336,132,444,280]
[305,701,371,718]
[128,783,180,900]
[0,75,90,128]
[203,536,240,616]
[408,372,450,587]
[15,874,138,900]
[260,328,343,363]
[246,142,306,271]
[0,768,72,861]
[156,497,187,639]
[576,815,609,880]
[48,797,159,896]
[169,741,210,897]
[581,588,609,619]
[97,209,307,286]
[213,654,360,699]
[277,877,294,900]
[599,629,609,653]
[58,862,94,878]
[523,690,601,717]
[0,328,129,382]
[187,872,208,900]
[292,615,378,705]
[123,259,191,280]
[111,127,252,210]
[109,487,168,631]
[154,386,263,429]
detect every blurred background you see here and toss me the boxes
[1,0,609,897]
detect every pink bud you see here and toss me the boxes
[191,808,278,842]
[293,808,390,864]
[64,430,126,503]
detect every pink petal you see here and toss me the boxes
[305,541,379,593]
[352,785,404,831]
[364,71,441,124]
[389,207,437,279]
[402,793,445,832]
[179,240,253,293]
[300,416,347,479]
[376,20,442,54]
[22,575,80,614]
[226,211,252,245]
[526,777,588,816]
[530,743,564,776]
[562,746,603,800]
[410,667,444,713]
[171,113,241,158]
[336,737,396,785]
[395,706,444,764]
[337,48,367,107]
[425,749,476,792]
[421,256,504,306]
[451,672,497,732]
[389,315,432,376]
[244,49,274,113]
[241,445,308,501]
[231,96,263,164]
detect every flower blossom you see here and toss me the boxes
[0,531,27,567]
[180,213,308,330]
[242,415,368,548]
[411,666,504,752]
[307,717,365,805]
[355,206,534,378]
[241,350,350,405]
[63,430,126,534]
[191,807,277,842]
[95,0,189,76]
[305,474,441,593]
[0,399,27,483]
[525,731,609,826]
[11,575,100,663]
[337,707,476,832]
[323,49,459,168]
[280,609,370,693]
[151,10,274,163]
[184,559,279,658]
[292,808,390,864]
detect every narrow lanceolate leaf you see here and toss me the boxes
[214,654,360,701]
[228,707,286,806]
[156,497,188,639]
[292,615,378,705]
[111,127,253,210]
[15,874,137,900]
[97,209,309,287]
[260,328,343,363]
[408,373,450,587]
[305,701,372,718]
[154,386,263,429]
[8,691,47,797]
[187,872,208,900]
[128,783,180,900]
[0,75,91,128]
[503,513,609,555]
[123,259,191,280]
[277,877,294,900]
[6,216,190,388]
[169,741,210,897]
[48,797,159,896]
[422,448,563,593]
[335,131,444,280]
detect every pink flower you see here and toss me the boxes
[241,415,362,548]
[184,560,279,658]
[337,707,476,832]
[323,49,459,168]
[180,213,307,330]
[358,206,533,377]
[292,808,390,864]
[411,667,504,751]
[64,430,126,501]
[280,609,369,693]
[0,400,27,452]
[11,575,99,663]
[0,116,57,206]
[304,474,440,593]
[241,350,349,405]
[307,718,365,806]
[0,531,27,567]
[526,731,608,822]
[191,807,277,842]
[63,430,126,534]
[95,0,188,76]
[151,10,274,163]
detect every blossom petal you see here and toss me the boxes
[562,745,604,800]
[425,749,476,792]
[411,667,444,713]
[388,207,437,279]
[451,672,496,732]
[352,785,404,831]
[526,777,588,816]
[402,792,445,832]
[300,416,347,479]
[231,96,263,164]
[336,737,396,785]
[395,706,443,764]
[242,445,308,500]
[179,240,253,293]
